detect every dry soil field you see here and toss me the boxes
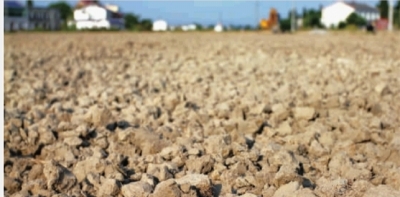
[4,32,400,197]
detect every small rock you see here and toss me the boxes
[5,177,21,194]
[293,188,317,197]
[73,157,104,182]
[152,179,182,197]
[63,137,83,147]
[276,121,292,136]
[364,185,400,197]
[121,181,153,197]
[43,160,77,194]
[98,179,120,196]
[315,177,349,197]
[175,174,213,197]
[273,181,300,197]
[186,155,215,174]
[85,106,114,127]
[273,164,303,187]
[293,107,315,120]
[240,193,258,197]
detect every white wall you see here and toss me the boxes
[4,16,29,31]
[321,2,355,28]
[76,20,111,30]
[153,20,168,31]
[74,5,123,30]
[74,5,107,21]
[214,24,223,32]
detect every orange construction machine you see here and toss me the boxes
[259,8,280,33]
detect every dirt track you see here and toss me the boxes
[4,32,400,197]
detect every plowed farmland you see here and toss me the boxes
[4,32,400,197]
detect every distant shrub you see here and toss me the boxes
[338,22,347,29]
[345,24,359,31]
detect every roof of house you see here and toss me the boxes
[75,0,102,9]
[345,2,379,13]
[5,1,24,9]
[75,0,124,18]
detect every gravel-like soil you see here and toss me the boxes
[4,32,400,197]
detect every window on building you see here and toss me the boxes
[6,8,24,17]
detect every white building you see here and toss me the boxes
[73,4,124,30]
[4,1,29,31]
[214,23,223,32]
[152,20,168,31]
[181,24,196,31]
[321,1,380,28]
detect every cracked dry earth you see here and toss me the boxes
[4,32,400,197]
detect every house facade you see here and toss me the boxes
[4,1,62,31]
[4,1,29,31]
[181,24,196,31]
[73,1,124,30]
[28,7,62,30]
[214,23,223,32]
[321,1,380,28]
[152,20,168,31]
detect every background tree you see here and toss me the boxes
[280,18,291,32]
[244,25,253,30]
[139,19,152,31]
[27,0,33,8]
[338,21,347,29]
[302,8,323,28]
[48,1,73,26]
[124,13,140,30]
[346,13,367,26]
[377,0,389,18]
[194,23,203,31]
[395,0,400,27]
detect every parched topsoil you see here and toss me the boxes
[4,32,400,197]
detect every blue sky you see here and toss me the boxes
[29,0,379,26]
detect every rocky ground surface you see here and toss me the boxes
[4,32,400,197]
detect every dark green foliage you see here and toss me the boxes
[375,0,400,28]
[139,19,152,31]
[280,18,291,32]
[346,13,367,26]
[5,7,25,17]
[302,8,323,28]
[395,0,400,28]
[27,0,33,8]
[194,23,203,30]
[244,25,253,30]
[377,0,389,19]
[124,13,153,31]
[124,13,140,29]
[338,21,347,29]
[48,1,73,29]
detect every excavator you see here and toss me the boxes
[259,8,281,33]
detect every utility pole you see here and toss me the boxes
[388,0,394,31]
[255,0,259,29]
[291,1,295,32]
